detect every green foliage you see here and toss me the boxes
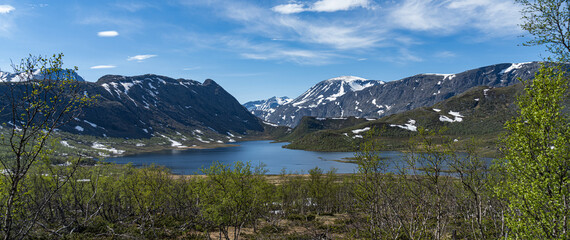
[281,84,527,156]
[353,127,398,239]
[496,65,570,239]
[517,0,570,61]
[199,161,272,240]
[0,53,94,240]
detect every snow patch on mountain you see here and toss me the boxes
[352,127,370,134]
[500,62,532,75]
[439,111,464,123]
[390,119,417,132]
[91,142,125,155]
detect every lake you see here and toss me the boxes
[106,140,404,175]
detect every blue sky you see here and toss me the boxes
[0,0,547,103]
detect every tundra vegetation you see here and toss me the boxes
[1,0,570,238]
[0,66,566,239]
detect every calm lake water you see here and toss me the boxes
[107,140,404,175]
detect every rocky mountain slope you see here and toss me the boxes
[0,74,266,147]
[243,96,292,122]
[282,83,531,156]
[268,63,541,127]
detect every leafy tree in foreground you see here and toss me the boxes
[517,0,570,61]
[0,54,93,240]
[353,128,400,239]
[497,65,569,239]
[199,161,271,240]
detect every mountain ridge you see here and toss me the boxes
[281,82,531,156]
[265,62,542,127]
[0,73,266,149]
[243,96,293,122]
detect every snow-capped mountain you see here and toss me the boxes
[0,74,264,140]
[243,96,293,121]
[264,76,381,126]
[290,76,381,108]
[267,63,543,127]
[0,69,85,82]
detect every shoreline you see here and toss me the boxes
[107,141,250,158]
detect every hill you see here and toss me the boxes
[281,83,529,157]
[267,63,541,127]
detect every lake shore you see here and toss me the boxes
[106,140,360,175]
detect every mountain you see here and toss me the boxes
[0,74,265,146]
[267,63,542,127]
[0,69,85,82]
[282,83,529,156]
[266,76,382,126]
[243,96,293,121]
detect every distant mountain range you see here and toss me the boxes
[281,82,531,156]
[0,62,550,154]
[246,62,542,127]
[0,69,85,82]
[243,96,293,122]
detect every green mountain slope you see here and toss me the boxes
[281,83,529,157]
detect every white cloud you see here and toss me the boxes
[272,0,372,14]
[127,54,157,62]
[0,5,14,14]
[213,1,382,50]
[311,0,371,12]
[90,65,116,69]
[178,0,521,66]
[389,0,522,36]
[272,3,305,14]
[97,31,119,37]
[304,24,381,49]
[227,38,336,65]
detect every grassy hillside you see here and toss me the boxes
[281,84,528,157]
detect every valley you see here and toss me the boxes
[2,1,567,238]
[0,61,549,160]
[0,62,545,160]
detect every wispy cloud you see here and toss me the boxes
[272,3,305,14]
[90,65,116,69]
[225,38,337,65]
[389,0,521,36]
[127,54,157,62]
[381,48,424,64]
[272,0,372,14]
[0,5,15,37]
[78,14,144,35]
[0,5,15,14]
[183,67,201,71]
[216,2,383,50]
[97,30,119,37]
[177,0,523,66]
[113,2,154,12]
[27,3,48,9]
[303,24,382,50]
[435,51,456,58]
[241,48,336,65]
